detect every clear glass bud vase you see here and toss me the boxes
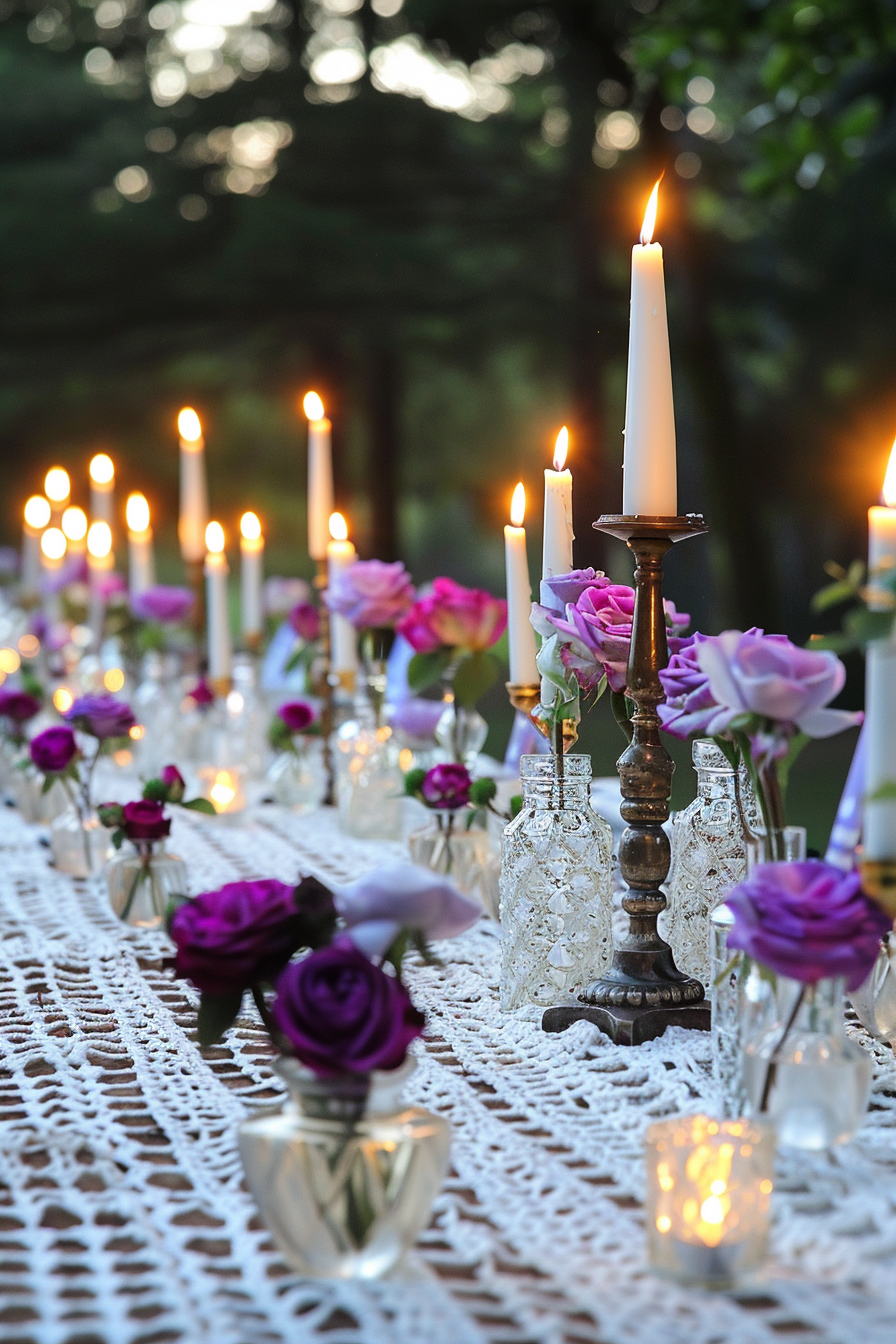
[434,691,488,769]
[11,763,67,824]
[238,1058,451,1279]
[408,814,499,919]
[335,660,403,841]
[105,840,188,929]
[50,804,109,878]
[499,754,613,1010]
[266,745,325,810]
[743,976,872,1149]
[665,740,761,988]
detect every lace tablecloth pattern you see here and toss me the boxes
[1,801,896,1344]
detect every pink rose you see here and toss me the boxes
[397,578,506,654]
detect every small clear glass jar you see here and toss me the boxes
[743,976,873,1149]
[434,693,488,769]
[10,763,68,824]
[267,745,325,810]
[499,754,613,1010]
[238,1057,451,1279]
[105,840,188,928]
[50,804,109,877]
[408,816,498,918]
[335,661,403,841]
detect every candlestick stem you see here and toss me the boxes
[314,560,336,808]
[187,558,206,644]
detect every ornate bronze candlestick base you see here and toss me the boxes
[542,514,711,1047]
[314,560,337,808]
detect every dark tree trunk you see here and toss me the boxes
[365,334,400,562]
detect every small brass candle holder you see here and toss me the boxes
[186,557,207,641]
[860,857,896,921]
[314,559,337,808]
[208,675,232,700]
[506,682,578,753]
[542,513,711,1046]
[244,631,263,658]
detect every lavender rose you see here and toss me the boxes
[421,763,472,810]
[288,602,320,642]
[30,725,78,774]
[271,938,424,1077]
[539,568,605,615]
[65,693,135,740]
[131,585,194,625]
[657,634,718,740]
[278,701,316,734]
[122,800,171,842]
[726,859,891,989]
[398,578,507,654]
[0,690,41,725]
[325,560,416,631]
[391,697,444,743]
[170,879,309,995]
[335,862,481,959]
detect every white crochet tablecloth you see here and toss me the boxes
[2,801,896,1344]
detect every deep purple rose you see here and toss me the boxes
[288,602,320,642]
[170,879,305,995]
[391,697,444,744]
[131,585,194,625]
[726,859,891,989]
[122,799,171,842]
[278,701,317,734]
[336,861,481,958]
[0,690,41,725]
[188,678,215,707]
[65,694,135,740]
[397,578,507,654]
[271,938,424,1077]
[30,725,78,774]
[161,764,186,801]
[325,560,416,631]
[421,763,472,809]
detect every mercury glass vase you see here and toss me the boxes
[335,661,404,841]
[665,740,761,988]
[499,754,613,1010]
[238,1058,451,1280]
[50,804,109,878]
[408,816,499,919]
[742,976,873,1149]
[105,840,188,929]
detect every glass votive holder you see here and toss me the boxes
[645,1113,775,1289]
[197,764,248,816]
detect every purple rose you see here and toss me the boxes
[335,861,481,958]
[325,560,416,631]
[170,879,306,995]
[188,678,215,707]
[122,799,171,842]
[391,697,444,744]
[131,585,194,625]
[658,634,719,740]
[397,578,507,654]
[539,568,605,615]
[288,602,320,642]
[726,859,891,990]
[99,572,127,601]
[0,690,41,725]
[161,764,186,801]
[265,576,312,618]
[278,701,317,734]
[421,762,472,810]
[65,694,135,740]
[271,939,424,1077]
[30,725,78,774]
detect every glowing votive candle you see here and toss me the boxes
[197,764,247,815]
[89,453,115,528]
[22,495,51,594]
[62,506,88,557]
[44,467,71,523]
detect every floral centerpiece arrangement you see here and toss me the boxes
[167,862,479,1277]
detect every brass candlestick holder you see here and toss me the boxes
[506,682,579,753]
[187,558,207,642]
[314,559,337,808]
[860,858,896,920]
[542,513,711,1046]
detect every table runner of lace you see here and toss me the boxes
[1,802,896,1344]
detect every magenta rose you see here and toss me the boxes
[188,678,215,707]
[421,763,472,810]
[122,800,171,842]
[131,585,194,625]
[397,578,507,654]
[170,879,307,995]
[65,693,135,740]
[278,701,316,734]
[30,725,78,774]
[0,690,41,725]
[161,764,186,801]
[271,938,424,1077]
[726,859,891,989]
[325,560,415,631]
[288,602,321,642]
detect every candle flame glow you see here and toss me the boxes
[205,521,225,554]
[553,427,569,472]
[640,178,661,246]
[87,521,112,560]
[24,496,51,530]
[89,453,114,485]
[41,527,67,561]
[303,391,325,421]
[45,468,71,504]
[62,506,87,541]
[240,510,262,541]
[883,435,896,508]
[126,493,151,534]
[178,407,202,442]
[329,511,348,542]
[210,770,237,809]
[510,482,526,527]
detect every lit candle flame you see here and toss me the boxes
[41,527,67,561]
[89,453,114,485]
[24,496,51,530]
[210,771,236,808]
[303,391,325,421]
[883,435,896,507]
[178,407,202,442]
[329,511,348,543]
[44,468,71,504]
[640,178,661,246]
[553,427,569,473]
[87,520,112,559]
[240,510,262,542]
[510,482,526,528]
[205,521,225,554]
[126,492,151,534]
[62,506,87,541]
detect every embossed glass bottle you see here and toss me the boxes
[335,658,403,841]
[499,754,613,1010]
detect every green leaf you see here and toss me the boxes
[509,794,523,819]
[403,767,427,797]
[197,990,244,1046]
[111,828,125,850]
[453,650,500,709]
[776,731,810,794]
[866,781,896,802]
[181,797,217,815]
[845,606,895,646]
[713,737,740,772]
[811,579,859,612]
[407,648,453,693]
[609,689,633,743]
